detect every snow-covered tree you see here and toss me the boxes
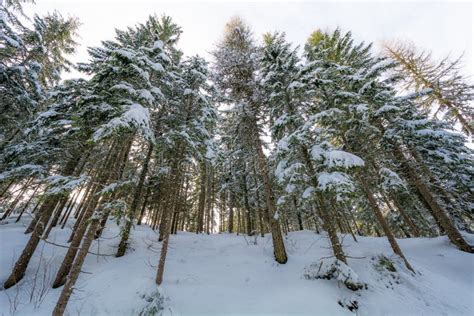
[212,17,288,264]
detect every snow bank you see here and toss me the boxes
[0,220,473,315]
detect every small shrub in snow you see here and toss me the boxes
[338,297,359,312]
[139,289,165,316]
[372,254,402,289]
[376,255,397,272]
[304,259,365,291]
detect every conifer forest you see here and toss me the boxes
[0,1,473,315]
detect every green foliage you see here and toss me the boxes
[376,255,397,272]
[138,289,166,316]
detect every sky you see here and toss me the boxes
[23,0,473,80]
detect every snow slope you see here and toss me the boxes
[1,218,473,315]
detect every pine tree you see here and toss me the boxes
[213,18,288,264]
[260,32,356,268]
[0,3,79,146]
[304,29,415,271]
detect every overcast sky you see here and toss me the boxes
[23,0,473,79]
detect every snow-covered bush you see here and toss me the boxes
[374,254,396,272]
[371,254,404,290]
[138,289,166,316]
[304,259,365,291]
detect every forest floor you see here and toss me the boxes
[0,218,473,315]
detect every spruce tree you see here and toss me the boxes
[212,18,288,264]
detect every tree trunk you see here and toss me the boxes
[155,207,172,285]
[155,166,181,285]
[1,178,33,221]
[52,218,99,316]
[316,193,348,263]
[0,178,15,201]
[43,197,69,239]
[205,167,213,234]
[301,148,347,264]
[59,191,79,227]
[394,146,473,252]
[53,144,118,288]
[96,136,134,238]
[294,196,304,231]
[358,176,415,272]
[3,157,79,289]
[116,143,153,257]
[137,185,151,225]
[388,193,421,237]
[15,185,41,223]
[196,163,207,234]
[242,174,253,235]
[253,176,265,237]
[228,203,234,233]
[252,121,287,264]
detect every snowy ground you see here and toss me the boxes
[1,217,473,315]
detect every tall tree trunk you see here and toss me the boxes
[358,176,414,272]
[155,164,181,285]
[42,197,69,239]
[0,178,15,201]
[59,191,78,227]
[1,178,34,221]
[137,185,151,225]
[241,173,253,235]
[15,185,41,223]
[252,121,287,264]
[116,143,153,257]
[409,147,467,229]
[52,217,99,316]
[155,205,172,285]
[205,166,213,234]
[3,157,79,289]
[385,192,421,237]
[53,194,102,288]
[196,163,207,234]
[96,135,134,238]
[253,176,265,237]
[394,145,473,252]
[52,144,118,288]
[294,196,304,231]
[301,148,347,264]
[228,196,234,234]
[316,193,348,264]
